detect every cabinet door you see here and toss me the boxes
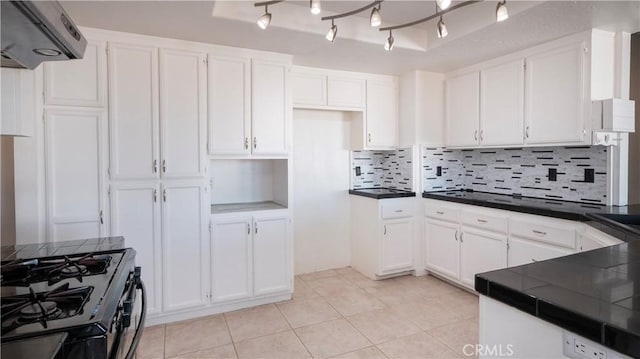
[161,183,209,311]
[459,228,507,288]
[508,236,573,267]
[252,59,289,156]
[159,49,206,178]
[480,60,525,146]
[208,55,251,155]
[44,108,107,241]
[446,72,480,147]
[44,39,106,107]
[108,43,159,180]
[525,41,586,144]
[380,218,413,274]
[253,215,290,296]
[424,219,460,280]
[328,76,365,109]
[366,79,398,148]
[291,71,326,107]
[110,183,162,315]
[211,217,253,302]
[1,68,35,136]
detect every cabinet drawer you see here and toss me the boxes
[508,237,573,267]
[382,202,413,219]
[510,217,576,249]
[424,204,459,223]
[461,210,507,233]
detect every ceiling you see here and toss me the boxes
[61,1,640,75]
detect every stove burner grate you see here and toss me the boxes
[1,253,111,286]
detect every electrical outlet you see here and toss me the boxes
[563,332,619,359]
[436,166,442,177]
[355,166,361,176]
[548,168,557,181]
[584,168,595,183]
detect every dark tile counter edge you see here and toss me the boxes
[422,191,588,221]
[349,190,416,199]
[475,275,640,358]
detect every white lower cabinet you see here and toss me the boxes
[161,183,210,312]
[211,211,291,303]
[507,236,573,267]
[577,226,624,251]
[459,228,507,287]
[381,219,414,274]
[424,219,460,280]
[110,183,162,315]
[211,216,252,303]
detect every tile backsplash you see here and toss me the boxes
[423,146,608,204]
[352,147,413,191]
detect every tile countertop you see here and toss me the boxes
[475,239,640,358]
[349,188,416,199]
[423,190,640,240]
[0,237,125,261]
[430,190,640,357]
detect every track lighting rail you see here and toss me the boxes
[379,0,482,32]
[321,0,382,21]
[254,0,284,8]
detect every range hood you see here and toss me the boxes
[1,1,87,70]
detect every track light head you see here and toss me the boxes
[437,16,448,38]
[384,30,394,51]
[257,6,272,30]
[496,1,508,22]
[436,0,451,11]
[326,20,337,42]
[370,5,382,27]
[310,0,321,15]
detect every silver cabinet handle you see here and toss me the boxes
[395,210,403,213]
[474,130,478,141]
[477,219,487,223]
[163,189,167,202]
[525,126,530,139]
[460,232,464,243]
[454,230,459,241]
[99,210,104,225]
[247,223,250,235]
[162,160,167,173]
[153,189,157,202]
[255,223,258,234]
[244,137,249,150]
[153,160,158,173]
[436,211,445,215]
[384,225,387,235]
[253,137,257,149]
[480,130,484,141]
[532,230,547,236]
[368,133,371,143]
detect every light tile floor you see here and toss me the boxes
[137,268,479,359]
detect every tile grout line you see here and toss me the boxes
[222,313,241,359]
[273,301,314,359]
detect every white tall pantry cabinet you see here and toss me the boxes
[17,27,293,326]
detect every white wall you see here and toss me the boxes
[293,109,351,274]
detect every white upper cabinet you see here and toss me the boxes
[161,182,209,312]
[251,59,289,156]
[1,68,35,136]
[208,55,251,156]
[525,41,587,145]
[44,108,107,241]
[327,76,366,109]
[366,78,398,148]
[45,40,107,107]
[253,214,290,296]
[480,59,525,146]
[446,72,480,147]
[291,71,326,107]
[110,183,162,314]
[159,49,207,177]
[108,43,159,180]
